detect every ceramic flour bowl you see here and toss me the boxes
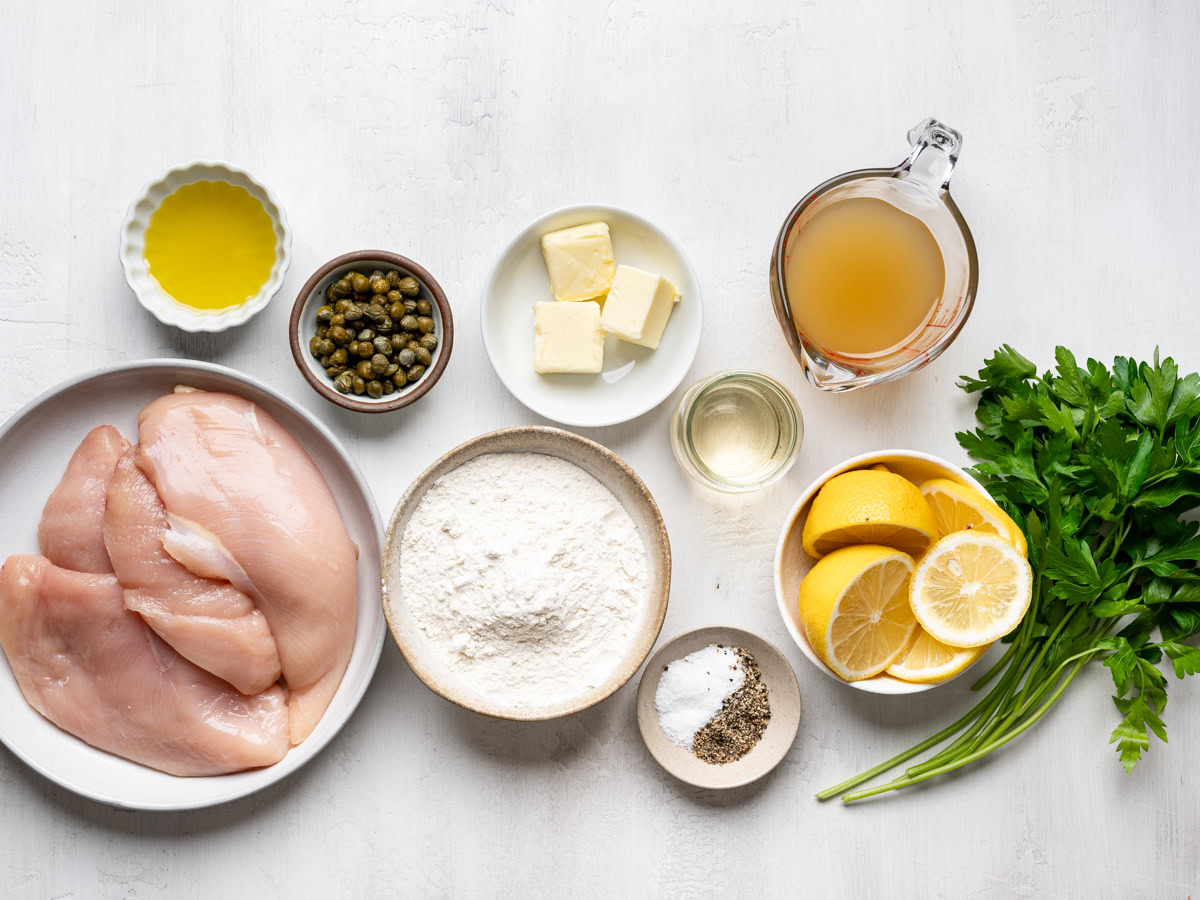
[381,426,671,720]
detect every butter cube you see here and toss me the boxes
[533,301,604,374]
[540,222,615,301]
[598,265,679,349]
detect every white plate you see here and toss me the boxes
[481,204,703,427]
[774,449,996,695]
[0,360,385,809]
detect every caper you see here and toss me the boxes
[357,342,373,359]
[382,380,396,395]
[315,325,329,339]
[365,304,386,323]
[319,339,335,356]
[414,347,432,367]
[328,325,349,344]
[308,335,323,357]
[371,277,389,295]
[343,305,363,323]
[393,370,407,388]
[370,269,384,279]
[330,313,346,328]
[390,334,406,350]
[373,336,392,356]
[334,299,352,314]
[385,270,401,288]
[357,327,374,342]
[328,282,350,300]
[384,362,400,377]
[333,371,354,393]
[388,302,405,320]
[377,316,393,334]
[406,364,426,382]
[319,355,330,367]
[330,348,348,365]
[396,348,416,367]
[416,299,432,316]
[348,340,361,356]
[366,379,384,399]
[399,315,419,333]
[397,276,420,297]
[403,299,418,316]
[419,333,438,351]
[352,376,366,395]
[406,340,422,353]
[349,272,369,293]
[416,316,435,334]
[325,365,347,377]
[369,353,389,375]
[336,277,353,294]
[386,289,402,304]
[356,360,374,379]
[317,304,334,323]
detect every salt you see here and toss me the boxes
[655,644,746,750]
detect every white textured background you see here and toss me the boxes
[3,1,1199,897]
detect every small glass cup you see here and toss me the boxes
[671,370,802,493]
[770,118,978,392]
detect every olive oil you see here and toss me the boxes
[144,180,276,311]
[785,197,944,357]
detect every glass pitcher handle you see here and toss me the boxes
[896,118,962,191]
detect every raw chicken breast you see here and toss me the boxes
[0,555,289,776]
[103,451,283,696]
[136,390,357,744]
[38,425,130,573]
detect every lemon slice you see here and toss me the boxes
[910,532,1032,648]
[885,626,990,683]
[798,545,917,681]
[919,478,1027,557]
[802,470,938,559]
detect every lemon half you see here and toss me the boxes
[799,545,917,681]
[909,531,1032,648]
[802,470,938,559]
[919,478,1027,557]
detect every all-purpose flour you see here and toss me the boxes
[400,452,650,710]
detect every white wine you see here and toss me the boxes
[673,372,802,490]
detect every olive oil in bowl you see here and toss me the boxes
[144,180,277,311]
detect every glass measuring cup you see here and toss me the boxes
[770,118,978,391]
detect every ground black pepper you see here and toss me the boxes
[692,646,770,765]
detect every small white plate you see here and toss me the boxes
[482,204,703,428]
[774,449,996,695]
[0,360,385,809]
[119,161,292,333]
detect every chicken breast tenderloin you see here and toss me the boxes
[0,555,289,776]
[136,390,357,744]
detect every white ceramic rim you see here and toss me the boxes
[773,448,994,695]
[118,161,293,333]
[479,202,704,428]
[0,358,385,809]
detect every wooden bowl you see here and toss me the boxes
[381,426,671,720]
[289,250,453,413]
[636,626,801,789]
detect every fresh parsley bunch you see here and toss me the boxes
[820,346,1200,803]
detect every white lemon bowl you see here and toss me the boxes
[119,161,291,333]
[773,449,999,695]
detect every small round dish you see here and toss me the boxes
[481,203,703,428]
[119,161,291,333]
[289,251,454,413]
[381,426,671,720]
[774,449,996,695]
[636,626,801,790]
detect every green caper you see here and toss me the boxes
[333,371,354,393]
[366,380,384,399]
[406,364,426,382]
[399,315,419,333]
[348,340,361,356]
[357,327,374,342]
[406,340,422,353]
[370,269,384,279]
[357,342,374,359]
[385,270,401,288]
[364,304,386,323]
[330,313,346,328]
[335,277,353,294]
[396,348,416,367]
[377,316,393,334]
[370,353,389,375]
[388,302,405,320]
[319,339,335,356]
[349,272,369,293]
[382,379,396,395]
[392,370,407,389]
[319,355,330,367]
[330,348,348,365]
[352,376,366,395]
[328,325,349,344]
[373,336,392,356]
[415,299,432,316]
[317,305,334,323]
[315,325,329,340]
[403,299,418,316]
[356,360,374,379]
[384,362,400,377]
[419,333,438,351]
[416,316,435,334]
[334,298,353,315]
[328,282,350,300]
[344,305,364,323]
[397,276,420,297]
[414,347,432,367]
[325,365,347,377]
[308,335,323,357]
[390,334,406,350]
[371,277,389,295]
[386,289,402,304]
